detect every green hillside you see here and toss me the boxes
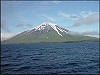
[2,32,99,44]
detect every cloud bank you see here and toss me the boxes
[1,32,19,41]
[72,12,99,27]
[69,31,99,38]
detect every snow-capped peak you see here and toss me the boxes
[30,22,68,36]
[33,22,56,30]
[33,22,47,31]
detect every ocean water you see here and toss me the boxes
[1,42,99,74]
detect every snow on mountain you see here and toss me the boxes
[30,22,69,36]
[57,27,68,34]
[50,23,63,36]
[33,22,48,31]
[18,22,69,37]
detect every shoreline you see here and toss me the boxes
[1,41,99,45]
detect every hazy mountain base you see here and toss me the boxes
[2,32,99,44]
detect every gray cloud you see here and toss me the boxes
[16,24,33,27]
[16,24,24,27]
[1,20,10,32]
[26,24,33,26]
[72,12,99,27]
[58,12,79,20]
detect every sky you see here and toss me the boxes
[1,1,99,40]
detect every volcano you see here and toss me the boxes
[2,22,98,44]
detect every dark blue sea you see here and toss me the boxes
[1,42,100,74]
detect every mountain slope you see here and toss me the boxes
[2,22,99,44]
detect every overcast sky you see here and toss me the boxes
[1,1,99,40]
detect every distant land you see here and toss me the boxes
[2,22,99,44]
